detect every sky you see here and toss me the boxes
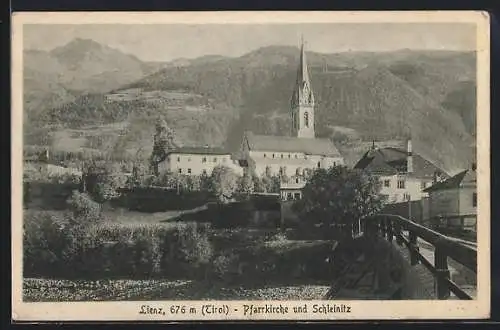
[23,23,476,62]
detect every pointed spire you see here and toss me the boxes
[291,35,314,107]
[296,35,311,86]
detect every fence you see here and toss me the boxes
[361,214,477,300]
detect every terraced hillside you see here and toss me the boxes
[24,42,476,173]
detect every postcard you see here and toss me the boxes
[12,10,490,321]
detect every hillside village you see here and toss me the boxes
[22,34,478,302]
[24,38,477,235]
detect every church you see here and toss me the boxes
[236,39,344,181]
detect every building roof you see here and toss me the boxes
[423,168,476,192]
[166,147,230,156]
[354,146,447,179]
[244,131,342,157]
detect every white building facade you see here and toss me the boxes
[159,147,244,176]
[354,139,448,204]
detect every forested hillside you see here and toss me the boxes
[23,41,476,173]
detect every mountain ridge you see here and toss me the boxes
[23,39,476,174]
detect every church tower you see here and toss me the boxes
[290,37,315,139]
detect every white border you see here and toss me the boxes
[11,11,491,321]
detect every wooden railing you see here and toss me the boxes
[361,214,477,300]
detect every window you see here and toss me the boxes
[421,181,426,190]
[281,154,284,159]
[213,157,217,162]
[187,168,192,174]
[288,154,291,159]
[295,154,298,159]
[202,157,207,163]
[333,161,337,167]
[295,178,299,183]
[397,180,405,189]
[287,192,292,200]
[304,112,309,127]
[294,193,301,200]
[272,154,275,159]
[473,192,477,207]
[264,154,267,158]
[177,157,180,162]
[404,193,411,201]
[384,180,391,187]
[178,168,182,174]
[317,161,321,168]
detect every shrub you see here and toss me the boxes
[23,211,77,277]
[23,213,214,280]
[82,161,125,204]
[212,251,241,283]
[67,191,102,226]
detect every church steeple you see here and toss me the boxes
[291,36,315,139]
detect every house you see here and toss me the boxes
[24,148,82,179]
[158,146,244,176]
[423,164,477,232]
[280,177,307,201]
[236,38,344,180]
[354,139,449,203]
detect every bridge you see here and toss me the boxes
[170,192,477,300]
[324,214,477,300]
[241,193,477,300]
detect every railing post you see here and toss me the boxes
[395,223,404,245]
[409,230,420,266]
[435,247,451,299]
[387,218,393,243]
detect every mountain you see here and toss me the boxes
[26,45,476,173]
[48,38,162,92]
[23,38,168,120]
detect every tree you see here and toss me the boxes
[261,172,280,194]
[210,165,239,203]
[293,166,384,237]
[279,166,289,184]
[150,116,175,175]
[129,162,148,187]
[252,174,266,193]
[186,175,202,191]
[237,170,254,196]
[200,171,212,192]
[82,161,125,204]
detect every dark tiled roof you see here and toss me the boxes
[354,147,447,179]
[423,169,476,192]
[244,131,341,157]
[166,147,229,156]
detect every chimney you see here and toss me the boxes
[406,137,413,174]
